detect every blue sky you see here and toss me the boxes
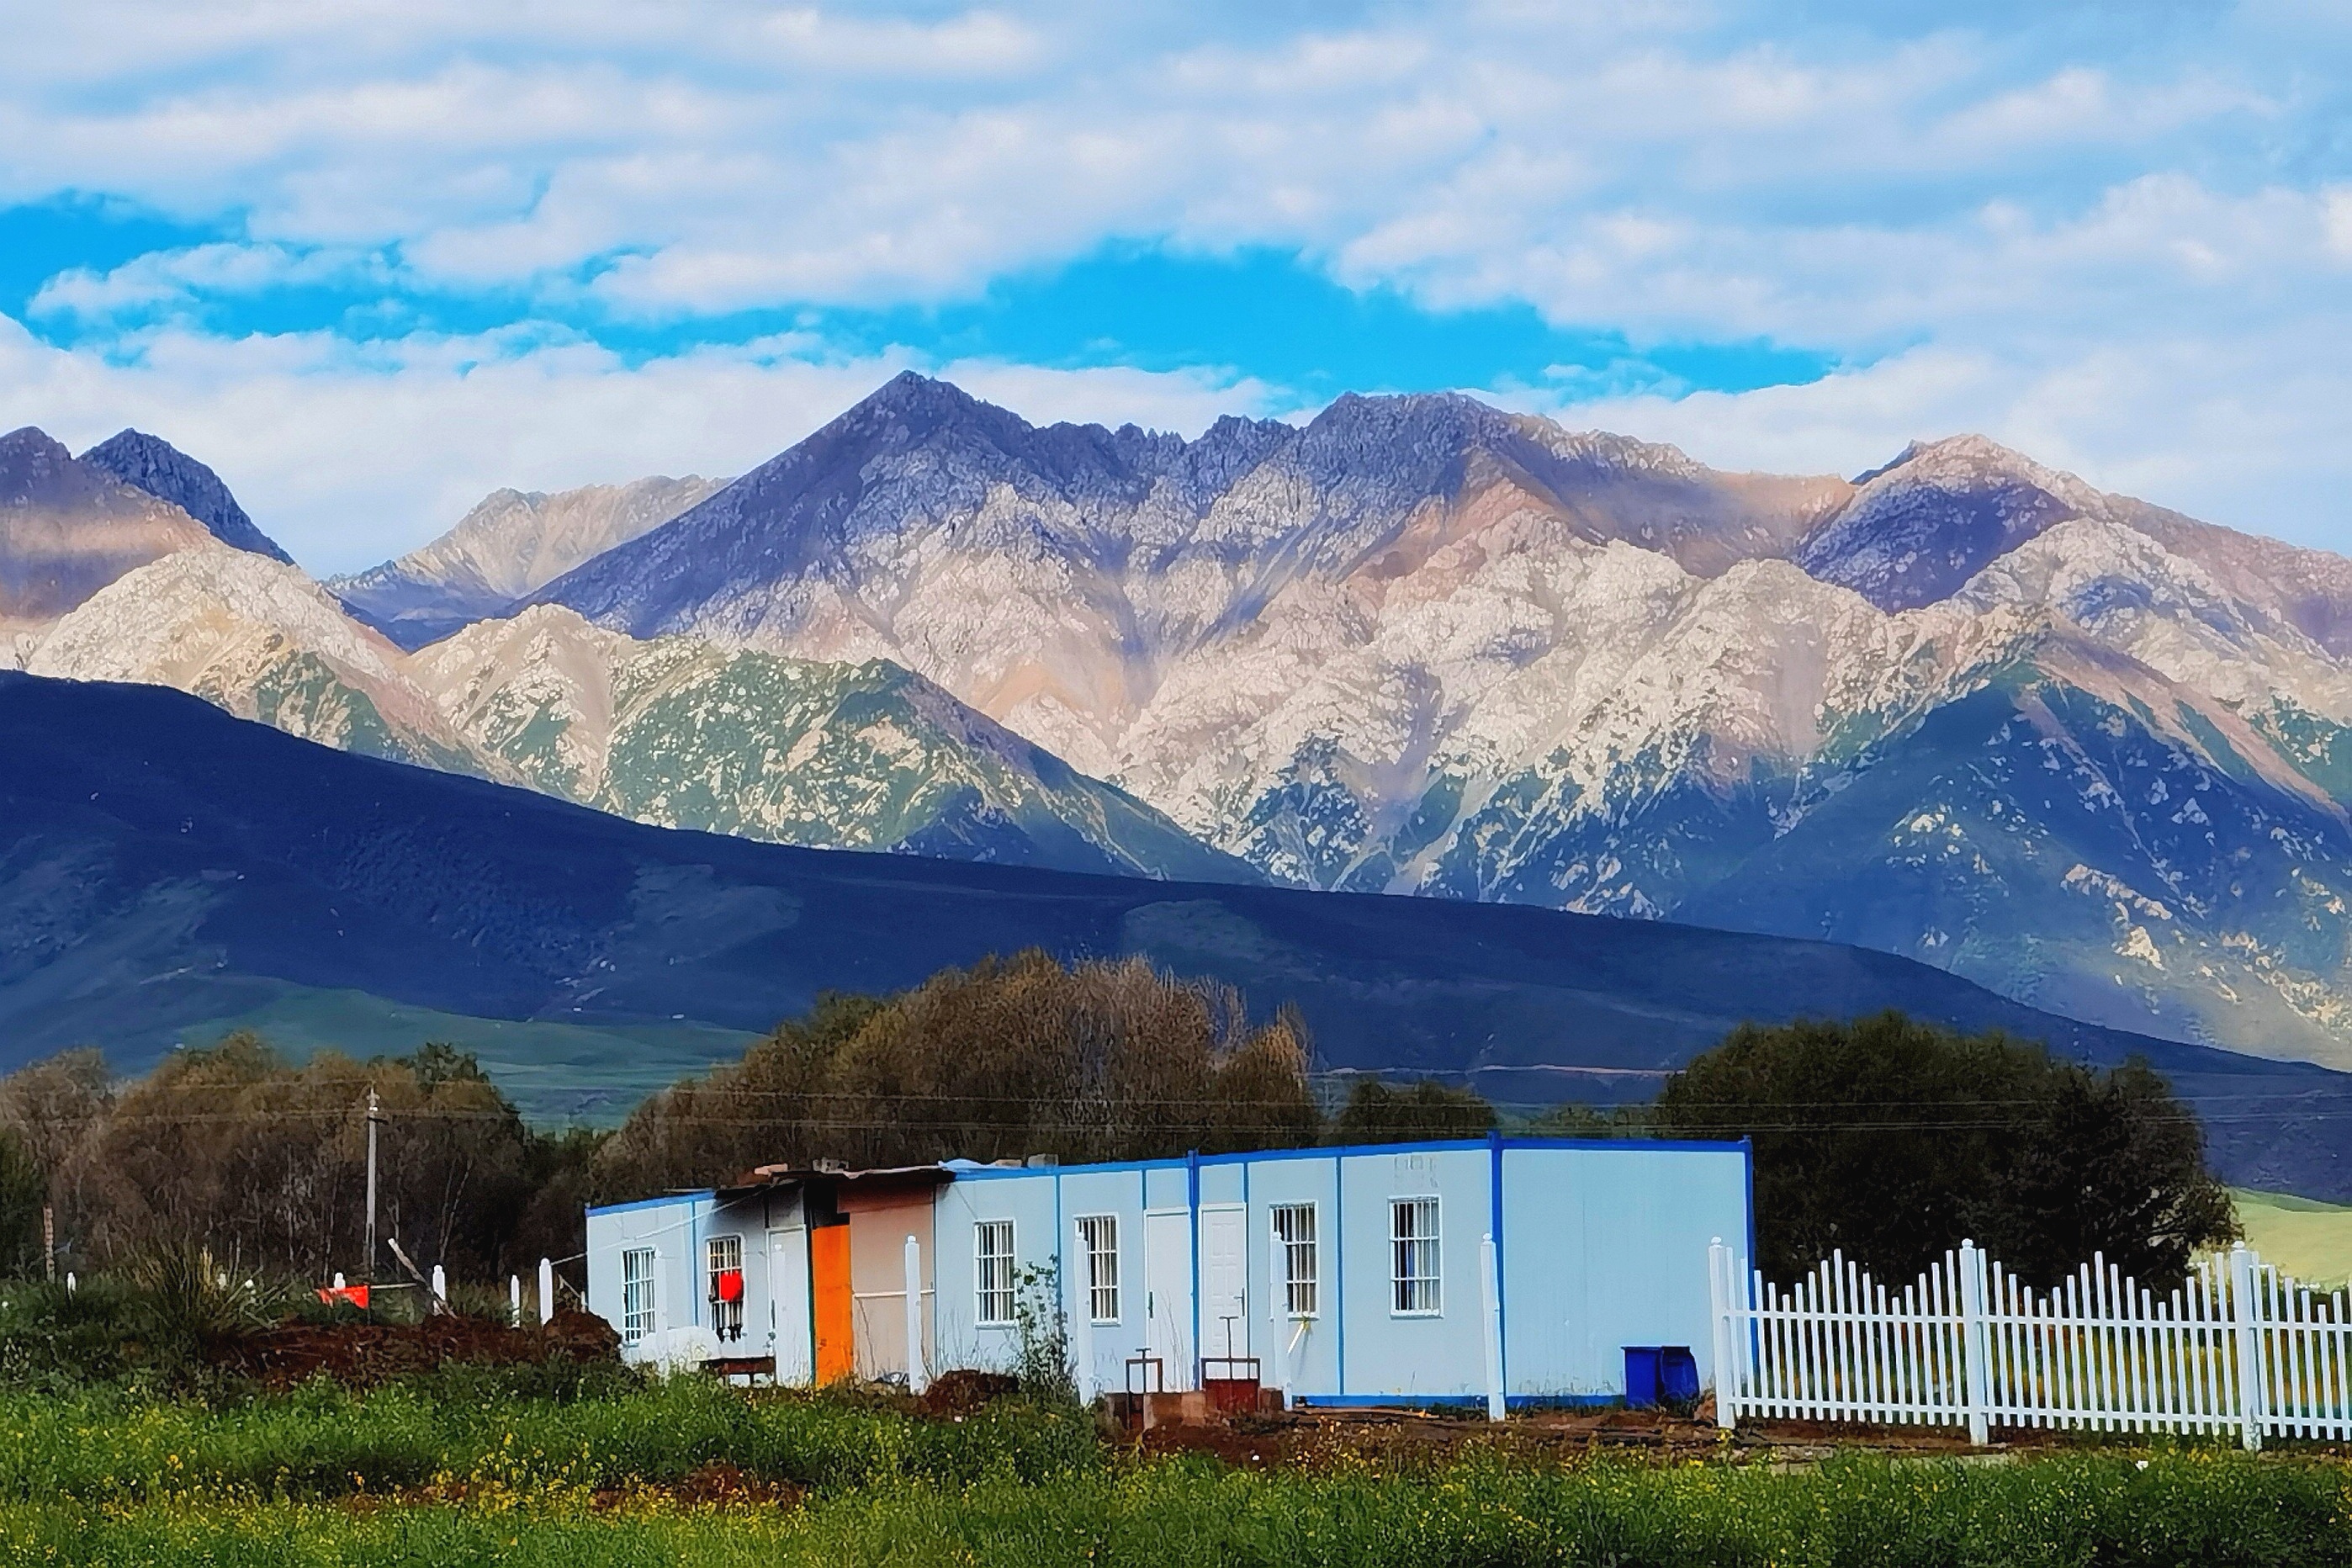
[0,1,2347,570]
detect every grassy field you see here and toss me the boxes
[0,1379,2344,1566]
[2236,1188,2352,1287]
[5,1449,2349,1566]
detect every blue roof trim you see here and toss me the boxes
[940,1136,1748,1183]
[1493,1136,1751,1155]
[586,1191,712,1218]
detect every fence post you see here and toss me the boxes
[903,1233,928,1398]
[1708,1239,1738,1431]
[538,1257,555,1326]
[509,1274,522,1327]
[1957,1241,1991,1446]
[2229,1243,2264,1451]
[1480,1234,1505,1422]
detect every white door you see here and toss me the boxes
[1199,1205,1249,1367]
[1143,1210,1195,1391]
[767,1227,812,1385]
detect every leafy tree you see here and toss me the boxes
[1652,1011,2236,1290]
[599,952,1322,1194]
[1332,1078,1497,1144]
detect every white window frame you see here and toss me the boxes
[974,1219,1016,1327]
[621,1247,657,1345]
[1077,1214,1120,1324]
[1272,1202,1319,1319]
[706,1233,744,1342]
[1390,1196,1442,1316]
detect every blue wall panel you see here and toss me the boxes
[1498,1146,1748,1397]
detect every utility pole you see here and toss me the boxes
[363,1088,384,1285]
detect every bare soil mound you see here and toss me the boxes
[227,1308,620,1388]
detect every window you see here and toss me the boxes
[1391,1197,1441,1316]
[621,1248,657,1345]
[974,1220,1015,1326]
[1078,1215,1120,1323]
[707,1234,744,1342]
[1272,1203,1319,1318]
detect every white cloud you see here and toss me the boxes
[1,1,2349,547]
[29,243,392,320]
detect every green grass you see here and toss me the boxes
[2235,1188,2352,1288]
[0,1452,2346,1567]
[0,1378,1094,1503]
[0,1377,2343,1565]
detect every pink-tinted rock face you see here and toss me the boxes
[0,426,215,632]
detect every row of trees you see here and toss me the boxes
[0,956,2239,1294]
[0,1036,579,1282]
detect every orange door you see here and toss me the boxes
[811,1223,855,1384]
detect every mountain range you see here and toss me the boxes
[11,379,2352,1090]
[530,376,2352,1072]
[7,669,2345,1202]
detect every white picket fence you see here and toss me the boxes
[1707,1238,2352,1448]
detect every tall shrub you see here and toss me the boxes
[1653,1010,2236,1289]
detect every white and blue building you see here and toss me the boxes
[585,1134,1753,1407]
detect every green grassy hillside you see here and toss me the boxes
[2233,1188,2352,1287]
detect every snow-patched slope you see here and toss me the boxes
[533,373,1848,781]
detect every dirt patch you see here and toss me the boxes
[652,1461,805,1510]
[225,1308,620,1388]
[1126,1403,2050,1470]
[1133,1403,1730,1470]
[919,1369,1020,1417]
[1129,1405,2349,1470]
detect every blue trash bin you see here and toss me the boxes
[1624,1346,1698,1407]
[1624,1346,1661,1406]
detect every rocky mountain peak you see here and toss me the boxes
[863,368,984,421]
[0,426,90,503]
[1797,435,2126,612]
[79,429,293,564]
[1857,434,2105,505]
